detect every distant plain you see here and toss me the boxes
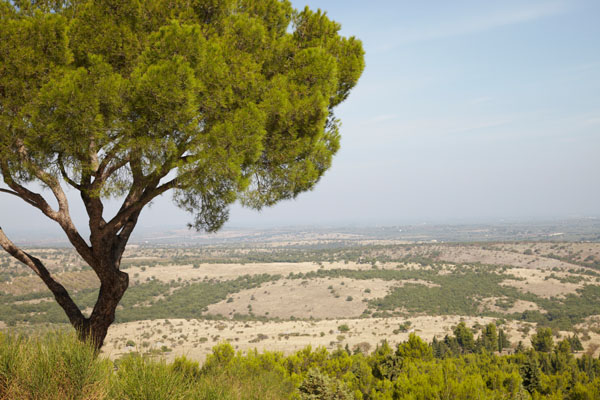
[2,221,600,362]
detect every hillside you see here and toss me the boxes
[2,240,600,363]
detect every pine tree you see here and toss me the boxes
[0,0,364,349]
[299,368,352,400]
[531,327,554,352]
[482,323,498,352]
[453,322,475,353]
[498,329,511,352]
[568,335,584,352]
[520,353,542,394]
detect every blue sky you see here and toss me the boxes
[1,0,599,234]
[229,0,600,225]
[249,0,600,222]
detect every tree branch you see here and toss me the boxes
[80,191,107,243]
[1,161,95,266]
[15,139,71,215]
[0,188,19,197]
[94,140,129,185]
[114,209,143,258]
[0,187,43,209]
[2,167,66,224]
[104,178,179,236]
[0,227,86,329]
[57,155,81,190]
[9,141,95,265]
[96,156,130,184]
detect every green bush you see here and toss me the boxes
[111,354,196,400]
[299,368,352,400]
[2,330,600,399]
[0,331,111,400]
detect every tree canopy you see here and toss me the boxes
[0,0,364,348]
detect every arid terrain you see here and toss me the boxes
[2,224,600,362]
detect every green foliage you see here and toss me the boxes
[116,274,279,322]
[0,0,364,231]
[569,335,584,352]
[454,322,476,353]
[5,330,600,399]
[520,352,542,394]
[531,327,554,353]
[290,264,600,330]
[294,265,529,317]
[396,333,433,361]
[299,368,352,400]
[200,342,296,399]
[498,328,511,352]
[481,323,498,352]
[0,330,111,399]
[0,273,280,325]
[111,354,196,400]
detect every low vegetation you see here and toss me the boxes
[2,328,600,399]
[2,241,600,366]
[0,274,279,326]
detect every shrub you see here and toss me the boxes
[170,356,201,380]
[111,354,195,400]
[299,368,352,400]
[3,329,600,400]
[0,331,111,400]
[531,328,554,352]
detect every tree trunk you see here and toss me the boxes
[1,188,140,351]
[77,269,129,350]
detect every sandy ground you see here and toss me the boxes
[127,262,356,285]
[433,247,581,271]
[478,297,542,314]
[13,298,54,305]
[500,268,583,298]
[102,316,590,363]
[205,278,432,319]
[102,316,493,362]
[492,243,600,266]
[124,260,417,285]
[374,244,595,272]
[507,267,591,282]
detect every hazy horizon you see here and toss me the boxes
[1,0,599,237]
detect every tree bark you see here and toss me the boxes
[76,232,131,350]
[0,228,87,328]
[78,269,129,350]
[0,148,172,350]
[0,226,130,351]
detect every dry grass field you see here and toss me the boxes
[102,316,542,363]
